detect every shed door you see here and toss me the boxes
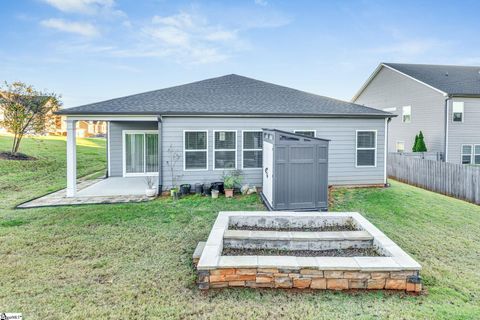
[286,145,316,209]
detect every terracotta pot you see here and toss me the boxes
[225,188,234,198]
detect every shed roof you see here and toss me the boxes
[58,74,391,118]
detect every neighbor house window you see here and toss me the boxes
[452,102,464,122]
[242,131,263,169]
[396,141,405,153]
[356,130,376,167]
[461,145,472,164]
[184,131,208,170]
[214,130,236,169]
[124,131,158,175]
[475,145,480,165]
[294,130,316,137]
[402,106,411,123]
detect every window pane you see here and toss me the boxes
[243,150,262,168]
[396,141,405,152]
[402,106,411,123]
[475,145,480,154]
[295,131,315,137]
[215,151,236,169]
[145,134,158,172]
[453,112,463,122]
[243,131,262,149]
[462,155,472,164]
[357,132,375,148]
[185,131,206,150]
[215,131,236,149]
[126,134,144,173]
[357,150,375,166]
[185,151,207,169]
[462,145,472,154]
[475,155,480,165]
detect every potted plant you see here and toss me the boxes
[144,177,157,197]
[170,186,179,198]
[166,144,182,200]
[223,170,243,198]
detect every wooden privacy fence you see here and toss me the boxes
[388,153,480,205]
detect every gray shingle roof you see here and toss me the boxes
[384,63,480,96]
[58,74,391,117]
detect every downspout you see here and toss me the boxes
[444,96,450,162]
[157,116,163,195]
[384,117,392,187]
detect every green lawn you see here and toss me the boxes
[0,135,479,319]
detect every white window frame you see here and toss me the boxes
[402,106,411,123]
[475,145,480,165]
[183,130,209,171]
[122,130,159,177]
[461,144,473,165]
[293,130,316,137]
[355,130,377,168]
[213,130,237,170]
[452,101,464,123]
[396,141,405,153]
[241,130,263,170]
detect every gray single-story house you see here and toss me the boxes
[58,74,393,197]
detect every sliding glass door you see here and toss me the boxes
[124,131,158,175]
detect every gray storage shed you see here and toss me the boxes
[261,129,329,211]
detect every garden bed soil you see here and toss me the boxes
[0,151,37,161]
[222,247,383,257]
[228,224,359,232]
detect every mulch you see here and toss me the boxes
[222,247,383,257]
[228,224,359,232]
[0,151,37,161]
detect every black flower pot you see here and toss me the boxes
[180,184,191,195]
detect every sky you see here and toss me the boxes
[1,0,480,108]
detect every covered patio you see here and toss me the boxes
[17,177,155,208]
[64,115,162,198]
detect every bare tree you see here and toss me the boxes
[0,81,61,155]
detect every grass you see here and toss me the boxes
[0,135,479,319]
[0,134,106,208]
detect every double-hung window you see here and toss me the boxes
[356,130,377,167]
[396,141,405,153]
[124,130,158,176]
[214,130,236,169]
[402,106,411,123]
[184,131,208,170]
[453,102,464,122]
[294,130,316,137]
[461,145,472,164]
[475,145,480,165]
[242,131,263,169]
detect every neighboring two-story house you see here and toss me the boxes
[352,63,480,165]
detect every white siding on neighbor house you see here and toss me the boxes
[108,117,386,189]
[354,66,446,154]
[447,97,480,164]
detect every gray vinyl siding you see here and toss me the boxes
[109,121,158,176]
[447,97,480,164]
[354,66,446,154]
[108,117,386,188]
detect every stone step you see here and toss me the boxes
[193,241,206,266]
[224,230,373,241]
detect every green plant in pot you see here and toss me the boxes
[223,170,243,198]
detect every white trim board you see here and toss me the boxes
[241,130,263,170]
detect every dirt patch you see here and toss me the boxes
[222,247,383,257]
[0,151,37,161]
[228,224,359,232]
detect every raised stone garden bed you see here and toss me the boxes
[194,212,422,292]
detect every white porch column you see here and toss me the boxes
[66,120,77,197]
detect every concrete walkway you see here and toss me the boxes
[17,177,154,209]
